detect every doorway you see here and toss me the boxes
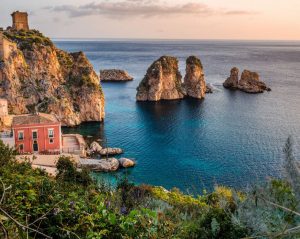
[33,140,39,152]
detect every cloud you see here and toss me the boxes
[46,0,255,19]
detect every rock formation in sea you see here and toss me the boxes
[118,158,135,168]
[136,56,185,101]
[100,69,133,81]
[223,67,239,89]
[0,29,105,126]
[223,67,271,93]
[238,70,271,93]
[184,56,206,99]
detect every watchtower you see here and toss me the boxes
[11,11,29,31]
[0,99,8,117]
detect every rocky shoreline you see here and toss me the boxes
[83,141,135,172]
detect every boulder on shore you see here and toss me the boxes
[136,56,185,101]
[89,141,102,152]
[99,147,123,156]
[238,70,271,93]
[80,158,120,172]
[118,158,135,168]
[184,56,206,99]
[223,68,271,93]
[100,69,133,81]
[223,67,239,89]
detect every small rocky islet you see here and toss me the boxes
[223,67,271,93]
[136,55,211,101]
[100,69,133,82]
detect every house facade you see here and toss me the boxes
[12,113,62,154]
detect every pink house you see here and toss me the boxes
[12,113,62,154]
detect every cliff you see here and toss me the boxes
[0,29,105,126]
[184,56,206,99]
[136,56,185,101]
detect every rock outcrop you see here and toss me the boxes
[89,141,102,153]
[0,30,105,126]
[223,67,271,93]
[81,158,120,172]
[99,147,123,156]
[118,158,135,168]
[184,56,206,99]
[238,70,271,93]
[136,56,185,101]
[223,67,239,89]
[100,69,133,81]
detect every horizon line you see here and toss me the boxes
[51,37,300,42]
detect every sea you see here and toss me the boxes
[54,39,300,194]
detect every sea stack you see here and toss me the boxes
[136,56,185,101]
[223,67,239,89]
[223,68,271,93]
[238,70,271,93]
[184,56,206,99]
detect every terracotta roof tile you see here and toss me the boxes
[12,113,59,126]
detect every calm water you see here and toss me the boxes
[55,40,300,193]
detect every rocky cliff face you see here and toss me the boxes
[136,56,185,101]
[184,56,206,99]
[223,67,271,93]
[0,30,105,126]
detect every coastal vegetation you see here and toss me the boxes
[0,138,299,238]
[4,29,53,50]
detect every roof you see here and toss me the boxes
[12,113,59,126]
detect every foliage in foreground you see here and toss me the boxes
[0,138,299,238]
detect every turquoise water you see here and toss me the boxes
[57,40,300,193]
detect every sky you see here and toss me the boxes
[1,0,300,40]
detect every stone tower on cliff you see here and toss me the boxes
[11,11,29,31]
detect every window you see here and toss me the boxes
[49,138,54,144]
[48,129,54,138]
[19,144,24,151]
[32,131,38,139]
[18,131,24,140]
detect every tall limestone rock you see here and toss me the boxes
[223,67,239,89]
[0,29,105,126]
[184,56,206,99]
[136,56,185,101]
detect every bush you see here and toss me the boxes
[0,139,16,166]
[56,156,93,186]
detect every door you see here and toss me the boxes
[33,140,39,152]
